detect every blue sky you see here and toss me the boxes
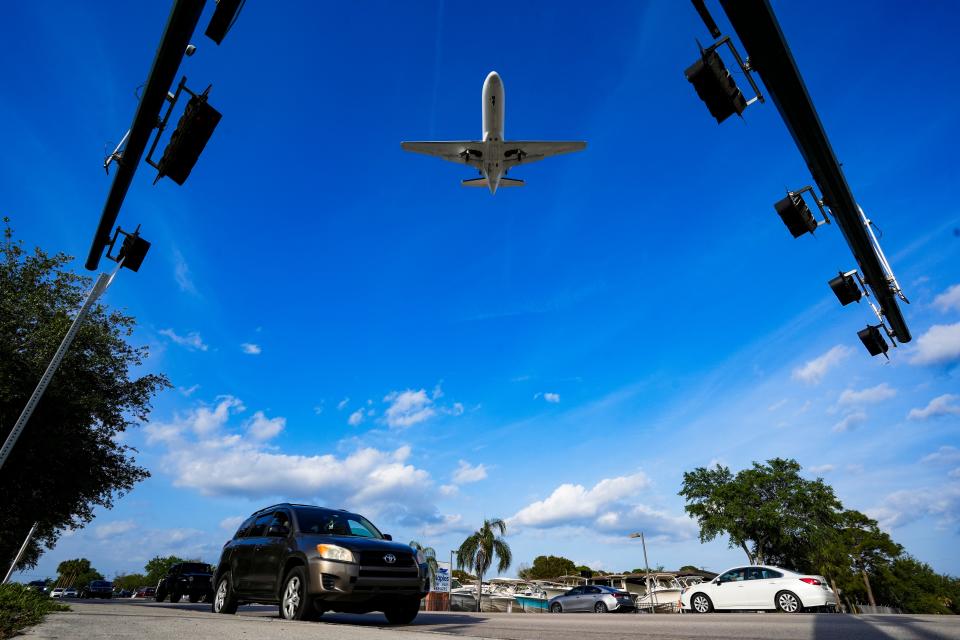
[5,0,960,581]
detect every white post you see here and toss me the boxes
[0,269,117,472]
[3,522,38,584]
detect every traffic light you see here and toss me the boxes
[155,93,221,185]
[206,0,245,45]
[774,192,817,238]
[117,233,151,272]
[857,325,889,357]
[685,48,747,124]
[828,271,863,306]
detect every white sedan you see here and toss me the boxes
[681,565,837,613]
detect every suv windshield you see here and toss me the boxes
[294,507,383,538]
[179,563,210,574]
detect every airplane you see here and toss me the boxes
[401,71,586,194]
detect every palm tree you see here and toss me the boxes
[456,518,512,612]
[408,540,439,587]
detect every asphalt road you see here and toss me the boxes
[23,599,960,640]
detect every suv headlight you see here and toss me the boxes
[316,544,356,563]
[415,550,426,565]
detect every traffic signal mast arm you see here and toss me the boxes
[715,0,911,343]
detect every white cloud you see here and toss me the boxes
[246,411,284,441]
[93,520,136,540]
[452,460,487,484]
[439,484,459,497]
[832,411,867,433]
[337,398,350,411]
[870,484,960,530]
[792,345,851,384]
[767,398,788,412]
[219,516,245,532]
[951,469,960,479]
[178,384,200,397]
[909,323,960,365]
[507,472,692,539]
[418,514,473,538]
[808,464,835,474]
[544,392,561,403]
[313,403,324,415]
[241,343,262,355]
[348,409,365,426]
[159,328,209,351]
[933,284,960,313]
[383,389,436,428]
[838,383,897,406]
[172,248,197,295]
[921,446,960,465]
[145,399,443,526]
[908,394,960,421]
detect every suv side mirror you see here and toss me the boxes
[267,524,289,537]
[383,533,392,541]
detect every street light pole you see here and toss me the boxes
[629,531,656,613]
[3,522,38,585]
[0,265,122,473]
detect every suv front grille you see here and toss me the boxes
[357,551,415,567]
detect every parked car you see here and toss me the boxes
[50,587,65,598]
[115,589,132,598]
[681,565,838,613]
[155,562,214,603]
[132,586,156,598]
[548,585,635,613]
[26,580,48,594]
[211,503,429,624]
[63,587,79,598]
[80,580,113,599]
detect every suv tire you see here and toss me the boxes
[279,566,316,621]
[384,597,421,625]
[212,573,239,615]
[155,584,166,602]
[169,588,181,603]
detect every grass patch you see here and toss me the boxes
[0,584,69,639]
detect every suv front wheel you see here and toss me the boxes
[280,566,317,621]
[212,573,238,615]
[384,597,421,625]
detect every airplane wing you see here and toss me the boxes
[401,141,485,168]
[502,141,586,167]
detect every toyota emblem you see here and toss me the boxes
[384,554,397,564]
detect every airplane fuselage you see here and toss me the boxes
[481,71,505,192]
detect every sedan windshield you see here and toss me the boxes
[294,507,383,538]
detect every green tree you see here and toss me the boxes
[518,555,577,580]
[55,558,102,588]
[456,519,512,612]
[0,221,169,569]
[112,573,148,591]
[873,556,960,614]
[679,458,841,567]
[144,556,187,587]
[451,569,475,583]
[833,510,901,607]
[408,540,439,587]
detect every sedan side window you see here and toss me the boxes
[760,569,783,579]
[586,586,602,594]
[720,568,746,582]
[567,586,584,596]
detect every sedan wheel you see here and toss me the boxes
[691,593,713,613]
[550,603,562,613]
[594,601,608,613]
[776,591,802,613]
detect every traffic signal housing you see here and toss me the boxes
[685,48,747,124]
[828,271,863,306]
[857,325,889,358]
[155,93,222,185]
[775,192,818,238]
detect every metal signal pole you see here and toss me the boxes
[3,522,38,585]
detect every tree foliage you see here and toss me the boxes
[456,518,512,611]
[112,573,148,591]
[679,458,840,568]
[0,221,169,570]
[517,555,577,580]
[55,558,102,588]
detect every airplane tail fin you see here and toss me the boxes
[499,177,524,187]
[461,178,487,187]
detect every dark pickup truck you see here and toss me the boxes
[155,562,214,603]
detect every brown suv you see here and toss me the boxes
[211,503,429,623]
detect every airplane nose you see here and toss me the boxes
[485,71,501,86]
